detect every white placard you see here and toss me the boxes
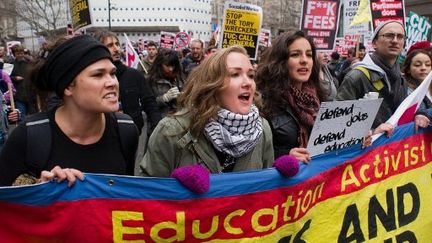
[2,63,14,76]
[343,0,370,35]
[307,98,383,157]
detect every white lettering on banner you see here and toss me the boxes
[304,16,336,30]
[325,2,336,15]
[409,14,431,34]
[306,1,316,14]
[371,2,403,11]
[304,1,337,30]
[301,0,340,50]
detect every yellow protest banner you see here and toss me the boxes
[220,1,262,59]
[69,0,92,30]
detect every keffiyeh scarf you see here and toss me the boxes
[204,105,263,158]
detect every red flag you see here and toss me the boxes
[123,33,140,69]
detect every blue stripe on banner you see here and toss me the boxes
[0,122,426,206]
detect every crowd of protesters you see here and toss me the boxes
[0,20,431,193]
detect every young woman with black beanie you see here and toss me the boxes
[0,35,139,186]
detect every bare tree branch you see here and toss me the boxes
[14,0,67,39]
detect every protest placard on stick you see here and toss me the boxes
[219,1,262,59]
[307,99,382,157]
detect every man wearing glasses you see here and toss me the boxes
[336,21,408,129]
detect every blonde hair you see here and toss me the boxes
[177,45,261,136]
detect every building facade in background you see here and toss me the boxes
[9,0,432,51]
[408,0,432,40]
[405,0,432,29]
[0,0,18,46]
[16,0,212,51]
[211,0,302,38]
[88,0,212,43]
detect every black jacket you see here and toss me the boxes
[115,62,162,134]
[269,105,301,160]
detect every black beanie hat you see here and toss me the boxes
[38,35,112,97]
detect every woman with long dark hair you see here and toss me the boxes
[147,48,185,116]
[256,30,324,163]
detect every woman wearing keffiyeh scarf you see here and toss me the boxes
[141,46,276,193]
[256,31,324,163]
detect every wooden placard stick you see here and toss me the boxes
[7,83,15,110]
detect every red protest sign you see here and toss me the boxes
[300,0,341,50]
[370,0,405,30]
[160,31,176,49]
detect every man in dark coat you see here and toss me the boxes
[94,31,162,134]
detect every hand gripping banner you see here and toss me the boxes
[0,122,432,242]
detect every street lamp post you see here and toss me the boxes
[108,0,111,30]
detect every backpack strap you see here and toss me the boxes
[355,66,384,91]
[174,115,216,172]
[112,112,139,175]
[25,112,52,172]
[355,66,398,112]
[25,111,139,175]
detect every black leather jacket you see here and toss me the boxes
[269,105,301,159]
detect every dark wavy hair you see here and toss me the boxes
[148,48,182,83]
[256,30,323,118]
